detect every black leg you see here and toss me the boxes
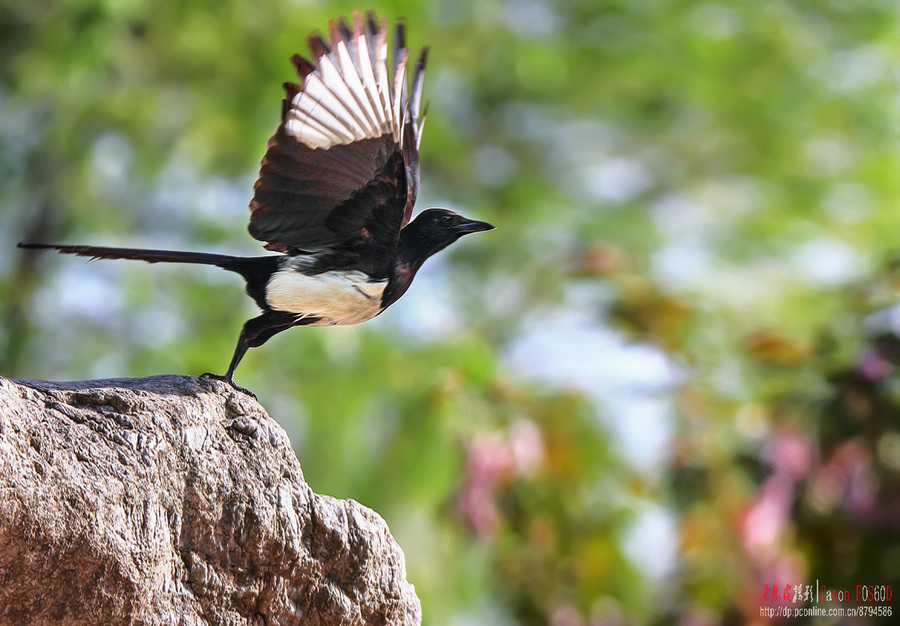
[202,311,301,397]
[202,335,253,396]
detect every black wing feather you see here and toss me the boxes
[249,130,401,252]
[248,13,426,259]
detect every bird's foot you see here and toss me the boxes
[201,372,257,399]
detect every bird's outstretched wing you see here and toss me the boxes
[249,11,428,264]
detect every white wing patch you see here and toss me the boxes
[283,13,424,151]
[265,267,387,326]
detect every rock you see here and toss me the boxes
[0,375,421,625]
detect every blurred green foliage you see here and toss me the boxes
[3,0,900,623]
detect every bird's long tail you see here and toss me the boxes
[18,242,246,270]
[19,242,282,312]
[15,243,282,293]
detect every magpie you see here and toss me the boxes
[18,11,493,395]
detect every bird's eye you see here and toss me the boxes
[440,214,454,225]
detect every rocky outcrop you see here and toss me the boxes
[0,375,420,625]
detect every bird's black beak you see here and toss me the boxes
[455,218,495,235]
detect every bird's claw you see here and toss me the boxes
[201,372,257,399]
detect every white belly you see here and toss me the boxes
[264,269,387,326]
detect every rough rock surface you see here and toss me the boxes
[0,375,421,625]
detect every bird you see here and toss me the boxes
[18,11,493,395]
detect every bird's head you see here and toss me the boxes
[399,209,494,265]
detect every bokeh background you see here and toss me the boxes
[2,0,900,623]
